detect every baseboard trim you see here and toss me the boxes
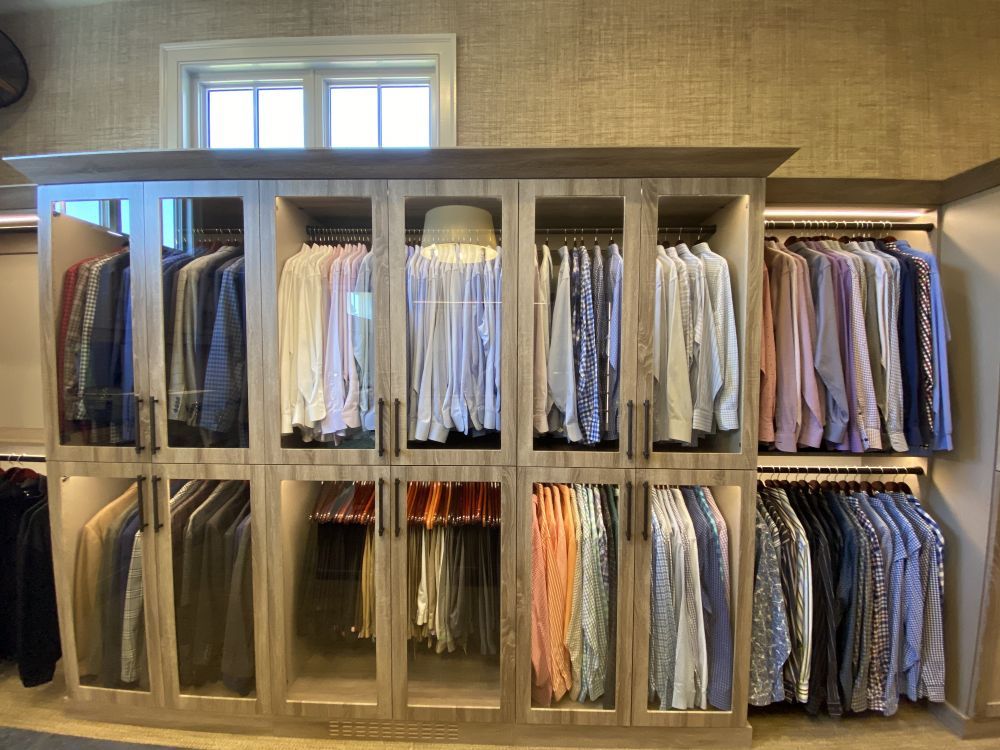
[929,701,1000,738]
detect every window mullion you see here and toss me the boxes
[252,86,261,148]
[377,84,383,148]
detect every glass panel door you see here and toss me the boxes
[143,182,262,464]
[52,463,160,705]
[44,185,146,463]
[388,180,517,466]
[516,468,635,725]
[270,467,391,719]
[262,182,389,465]
[518,179,641,469]
[150,465,266,713]
[630,472,746,726]
[637,181,755,470]
[391,467,515,721]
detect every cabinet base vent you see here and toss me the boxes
[329,721,459,742]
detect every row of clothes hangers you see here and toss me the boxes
[310,481,376,525]
[406,481,501,528]
[756,466,923,497]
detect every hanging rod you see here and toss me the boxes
[764,220,935,233]
[0,452,46,464]
[192,227,243,235]
[757,465,924,476]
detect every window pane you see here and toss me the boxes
[207,88,254,148]
[329,86,378,148]
[380,85,430,147]
[63,200,103,226]
[119,201,131,236]
[258,87,304,148]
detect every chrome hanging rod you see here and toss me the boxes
[0,452,46,464]
[757,465,924,476]
[764,220,934,233]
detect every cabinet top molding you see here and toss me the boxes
[5,146,798,185]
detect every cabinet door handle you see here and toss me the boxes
[625,480,633,542]
[394,478,401,537]
[135,475,147,529]
[393,398,401,458]
[377,397,385,457]
[151,475,163,531]
[642,399,651,460]
[642,481,650,541]
[149,396,160,454]
[377,479,385,537]
[133,397,145,454]
[626,400,634,460]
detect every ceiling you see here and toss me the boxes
[0,0,127,13]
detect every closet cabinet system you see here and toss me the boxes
[17,145,795,747]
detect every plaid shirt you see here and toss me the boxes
[848,495,888,712]
[119,530,145,684]
[574,248,600,444]
[589,246,608,437]
[199,258,248,444]
[649,492,676,708]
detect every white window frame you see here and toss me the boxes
[160,34,457,148]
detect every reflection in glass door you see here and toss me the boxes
[403,480,502,711]
[51,197,138,451]
[280,479,380,707]
[401,195,505,452]
[57,470,155,697]
[164,477,255,700]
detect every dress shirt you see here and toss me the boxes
[533,246,553,434]
[549,246,582,442]
[749,506,791,706]
[590,246,608,436]
[653,252,693,443]
[691,243,739,432]
[531,492,553,705]
[764,245,800,451]
[759,263,777,442]
[605,244,624,440]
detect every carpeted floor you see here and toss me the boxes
[0,664,997,749]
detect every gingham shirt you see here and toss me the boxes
[848,495,888,712]
[199,257,247,439]
[574,248,600,444]
[649,491,677,708]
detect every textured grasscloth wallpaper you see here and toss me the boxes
[0,0,998,185]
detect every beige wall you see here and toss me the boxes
[0,247,43,438]
[0,0,998,184]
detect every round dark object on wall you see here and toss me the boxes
[0,30,28,108]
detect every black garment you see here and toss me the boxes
[0,472,47,660]
[601,485,618,710]
[16,501,60,687]
[221,517,254,695]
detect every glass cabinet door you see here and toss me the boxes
[41,184,147,463]
[142,182,263,464]
[630,471,749,727]
[268,466,392,719]
[149,464,269,714]
[515,468,635,725]
[387,180,517,466]
[390,467,515,721]
[636,181,758,470]
[261,181,389,465]
[517,180,641,469]
[50,462,161,707]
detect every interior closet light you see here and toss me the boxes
[763,208,930,220]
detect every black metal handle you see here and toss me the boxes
[151,475,163,530]
[377,397,385,457]
[149,396,160,454]
[625,480,633,541]
[136,475,147,529]
[133,397,144,454]
[394,478,401,537]
[378,479,385,536]
[642,399,651,460]
[642,481,650,541]
[393,398,401,457]
[626,400,634,460]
